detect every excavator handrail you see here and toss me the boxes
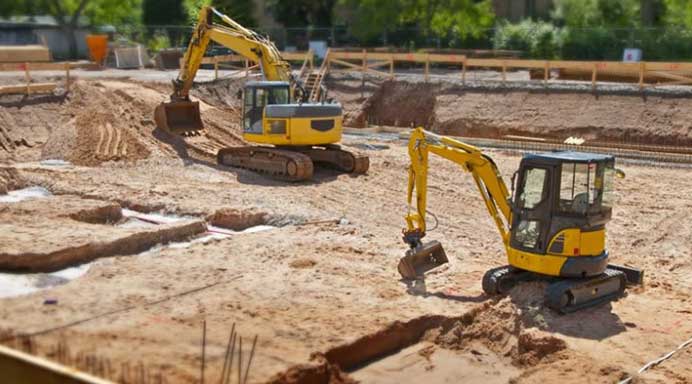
[405,127,513,247]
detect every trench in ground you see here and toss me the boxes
[0,187,276,297]
[268,300,580,384]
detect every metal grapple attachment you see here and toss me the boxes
[397,240,449,279]
[154,100,204,135]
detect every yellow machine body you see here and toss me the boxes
[243,113,342,146]
[399,127,613,279]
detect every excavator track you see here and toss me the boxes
[483,265,628,313]
[545,268,626,313]
[217,146,314,181]
[298,145,369,174]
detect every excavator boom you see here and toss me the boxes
[156,6,293,135]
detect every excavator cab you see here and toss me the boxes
[242,81,291,134]
[509,152,615,277]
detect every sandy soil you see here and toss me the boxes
[328,75,692,146]
[0,77,690,384]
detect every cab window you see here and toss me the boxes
[559,162,598,214]
[518,167,547,209]
[268,87,289,104]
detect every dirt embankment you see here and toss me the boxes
[0,78,246,165]
[334,78,692,145]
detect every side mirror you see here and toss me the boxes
[236,89,243,100]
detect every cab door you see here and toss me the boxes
[243,88,265,134]
[510,165,553,254]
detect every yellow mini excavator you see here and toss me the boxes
[398,127,643,313]
[155,6,368,181]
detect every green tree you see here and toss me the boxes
[663,0,692,27]
[183,0,256,27]
[267,0,336,27]
[143,0,186,25]
[338,0,494,46]
[552,0,640,28]
[0,0,141,58]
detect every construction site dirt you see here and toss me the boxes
[0,72,691,384]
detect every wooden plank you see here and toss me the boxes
[0,62,80,71]
[329,58,362,70]
[0,344,114,384]
[0,82,57,95]
[365,60,391,69]
[0,45,51,62]
[648,71,692,84]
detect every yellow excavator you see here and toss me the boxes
[155,6,368,181]
[398,128,643,313]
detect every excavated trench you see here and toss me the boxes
[0,189,277,297]
[344,78,692,146]
[268,297,627,384]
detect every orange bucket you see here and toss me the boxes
[86,35,108,65]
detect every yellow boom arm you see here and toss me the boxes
[172,6,292,100]
[405,127,514,247]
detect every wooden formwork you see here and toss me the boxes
[326,49,692,89]
[0,62,78,96]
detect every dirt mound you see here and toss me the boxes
[0,168,24,194]
[266,359,357,384]
[362,81,438,128]
[208,208,268,230]
[191,78,244,110]
[430,299,565,366]
[0,94,66,161]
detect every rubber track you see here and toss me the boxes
[545,268,626,313]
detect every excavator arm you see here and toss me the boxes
[398,127,514,278]
[172,6,292,101]
[155,6,296,134]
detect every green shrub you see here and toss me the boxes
[493,20,562,59]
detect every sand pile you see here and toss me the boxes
[0,168,24,194]
[2,77,246,166]
[429,299,566,366]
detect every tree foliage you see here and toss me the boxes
[663,0,692,27]
[552,0,640,28]
[183,0,256,27]
[143,0,186,26]
[338,0,494,45]
[266,0,336,28]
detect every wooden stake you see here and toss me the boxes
[462,59,467,84]
[592,63,598,90]
[201,320,206,384]
[65,62,71,92]
[544,61,549,85]
[424,55,430,82]
[501,60,507,84]
[639,62,645,90]
[24,62,31,95]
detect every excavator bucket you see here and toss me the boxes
[397,240,449,279]
[154,101,204,135]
